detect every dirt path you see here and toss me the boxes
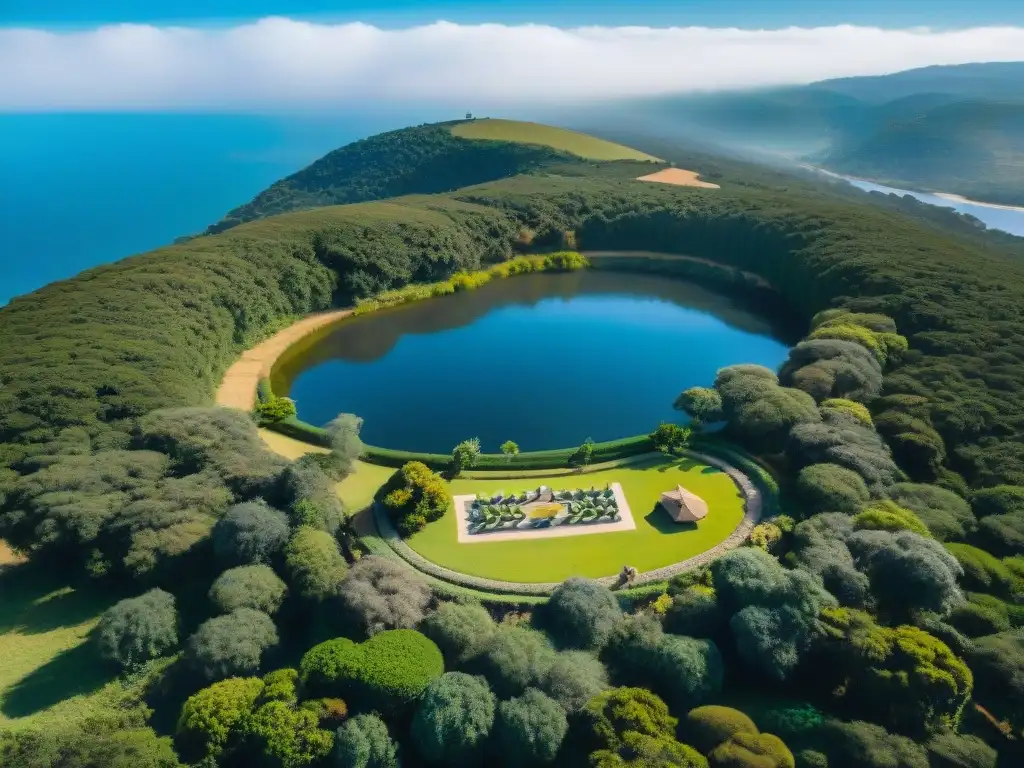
[215,309,352,411]
[637,167,720,189]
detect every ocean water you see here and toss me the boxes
[278,269,792,452]
[0,112,445,306]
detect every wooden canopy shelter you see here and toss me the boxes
[659,485,709,523]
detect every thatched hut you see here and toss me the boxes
[659,485,709,523]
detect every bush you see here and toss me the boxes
[651,423,693,453]
[212,500,291,566]
[382,462,449,535]
[976,512,1024,557]
[820,398,872,427]
[495,688,568,767]
[256,396,297,423]
[451,437,482,475]
[664,587,723,638]
[1,725,184,768]
[968,629,1024,725]
[779,339,883,403]
[176,676,265,761]
[185,608,279,682]
[970,485,1024,518]
[411,672,495,765]
[419,602,496,665]
[95,588,178,669]
[243,700,334,768]
[302,630,443,716]
[853,501,930,537]
[469,625,555,699]
[604,615,724,711]
[890,483,976,541]
[926,732,997,768]
[787,412,902,492]
[584,687,678,752]
[591,731,709,767]
[795,464,871,515]
[750,522,783,552]
[945,543,1016,596]
[684,706,758,754]
[338,556,433,636]
[709,731,795,768]
[209,564,287,615]
[538,649,609,714]
[675,387,724,424]
[284,526,348,601]
[541,577,623,651]
[817,720,928,768]
[280,460,347,534]
[946,598,1011,637]
[261,668,299,706]
[714,365,820,452]
[334,714,399,768]
[325,413,364,474]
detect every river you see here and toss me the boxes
[815,169,1024,237]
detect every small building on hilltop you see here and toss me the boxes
[659,485,709,523]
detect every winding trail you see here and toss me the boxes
[215,309,351,411]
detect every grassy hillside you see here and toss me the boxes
[451,118,660,161]
[822,100,1024,206]
[207,120,659,233]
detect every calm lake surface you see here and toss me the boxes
[277,270,792,453]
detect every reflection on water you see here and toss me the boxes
[278,270,792,453]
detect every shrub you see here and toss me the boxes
[411,672,495,765]
[946,597,1011,637]
[820,398,872,427]
[968,629,1024,724]
[280,460,347,534]
[945,543,1016,596]
[419,602,496,665]
[970,485,1024,518]
[1,725,184,768]
[853,501,930,537]
[300,638,360,697]
[590,731,709,767]
[256,395,297,423]
[284,526,348,601]
[469,625,555,699]
[338,556,433,636]
[95,588,178,669]
[185,608,279,682]
[651,423,693,453]
[584,687,677,752]
[674,387,724,424]
[538,649,609,714]
[664,587,723,638]
[304,630,444,717]
[382,462,449,535]
[817,720,928,768]
[976,513,1024,557]
[604,615,724,711]
[176,676,264,761]
[714,365,821,452]
[750,522,783,552]
[925,732,997,768]
[495,688,568,767]
[243,700,334,768]
[541,577,623,651]
[325,413,364,474]
[890,483,976,541]
[816,608,973,733]
[452,438,481,474]
[302,697,348,728]
[209,564,288,615]
[795,463,871,515]
[709,731,795,768]
[684,706,758,754]
[787,413,902,492]
[212,500,291,566]
[874,411,947,482]
[779,339,883,403]
[334,714,399,768]
[261,668,299,706]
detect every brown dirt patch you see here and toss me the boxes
[0,538,27,565]
[216,309,351,411]
[637,168,720,189]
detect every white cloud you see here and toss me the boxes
[2,18,1023,111]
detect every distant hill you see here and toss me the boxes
[591,62,1024,205]
[207,119,660,233]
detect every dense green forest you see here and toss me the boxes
[206,122,652,234]
[3,121,1024,767]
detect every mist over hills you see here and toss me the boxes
[581,62,1024,206]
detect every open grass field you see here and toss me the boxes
[0,564,122,731]
[405,455,745,582]
[451,118,661,162]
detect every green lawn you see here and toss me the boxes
[451,119,661,162]
[405,456,745,582]
[0,564,121,730]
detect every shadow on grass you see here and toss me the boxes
[0,563,118,636]
[0,637,117,719]
[643,505,697,535]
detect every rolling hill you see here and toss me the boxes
[207,119,661,233]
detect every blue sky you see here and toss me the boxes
[6,0,1024,29]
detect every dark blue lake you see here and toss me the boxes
[277,269,792,452]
